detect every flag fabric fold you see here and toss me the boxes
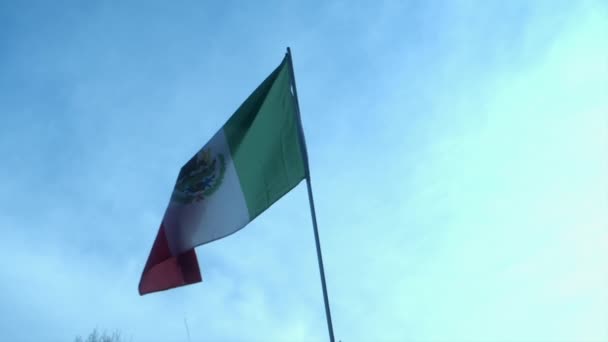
[138,224,201,294]
[139,55,306,295]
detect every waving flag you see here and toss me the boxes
[139,55,306,294]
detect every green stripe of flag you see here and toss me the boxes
[223,57,306,218]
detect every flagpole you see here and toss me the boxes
[286,47,335,342]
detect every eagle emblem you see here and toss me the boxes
[171,148,226,204]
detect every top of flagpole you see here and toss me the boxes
[285,47,309,174]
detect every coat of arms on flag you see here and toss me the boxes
[171,149,226,204]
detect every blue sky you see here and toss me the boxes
[1,1,606,341]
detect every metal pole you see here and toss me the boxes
[286,47,335,342]
[184,317,191,342]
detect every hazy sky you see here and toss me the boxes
[1,1,606,341]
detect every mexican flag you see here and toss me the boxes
[139,55,307,295]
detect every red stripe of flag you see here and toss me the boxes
[138,224,202,295]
